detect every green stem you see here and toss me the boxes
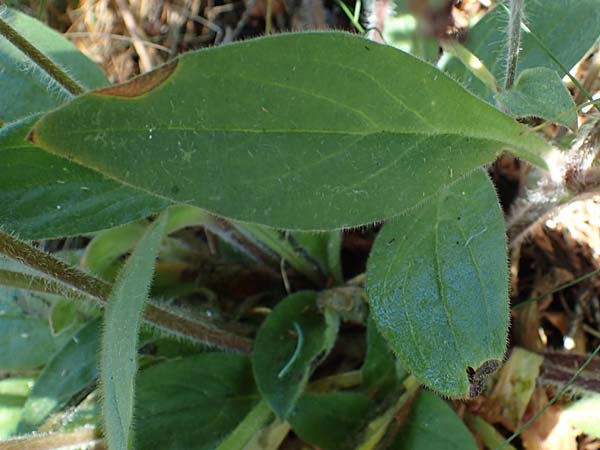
[504,0,523,89]
[265,0,273,34]
[0,230,252,353]
[0,17,85,96]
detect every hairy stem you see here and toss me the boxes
[0,231,252,352]
[0,16,85,96]
[504,0,523,89]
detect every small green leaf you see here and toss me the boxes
[0,116,169,239]
[390,391,478,450]
[135,353,259,450]
[288,392,375,450]
[19,318,101,433]
[495,68,577,127]
[442,1,600,101]
[30,33,549,231]
[0,7,108,122]
[0,377,34,438]
[366,170,507,398]
[0,315,70,369]
[252,291,339,418]
[100,213,167,450]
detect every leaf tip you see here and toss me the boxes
[97,59,178,98]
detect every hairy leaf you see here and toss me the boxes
[136,353,258,450]
[18,318,100,433]
[100,213,166,450]
[442,0,600,100]
[366,170,507,398]
[0,116,169,239]
[495,68,577,127]
[252,291,339,418]
[30,32,549,231]
[0,7,107,122]
[390,391,478,450]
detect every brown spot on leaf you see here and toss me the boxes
[97,60,178,98]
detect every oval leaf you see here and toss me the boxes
[31,32,549,231]
[252,291,339,418]
[101,213,166,450]
[366,170,508,398]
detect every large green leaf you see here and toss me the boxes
[288,392,375,450]
[252,291,339,418]
[135,353,259,450]
[442,0,600,100]
[366,170,507,398]
[0,116,169,239]
[100,213,166,450]
[390,391,478,450]
[30,32,549,231]
[0,7,108,123]
[18,318,101,433]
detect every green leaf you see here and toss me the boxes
[135,353,259,450]
[30,32,549,231]
[83,205,206,280]
[0,315,70,369]
[390,391,478,450]
[288,392,374,450]
[361,315,404,400]
[252,291,339,418]
[442,1,600,101]
[18,318,100,433]
[100,213,167,450]
[0,7,108,122]
[366,170,507,398]
[0,377,34,438]
[495,68,577,127]
[564,393,600,438]
[0,115,169,239]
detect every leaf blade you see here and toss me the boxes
[31,32,550,231]
[366,170,508,398]
[100,213,167,450]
